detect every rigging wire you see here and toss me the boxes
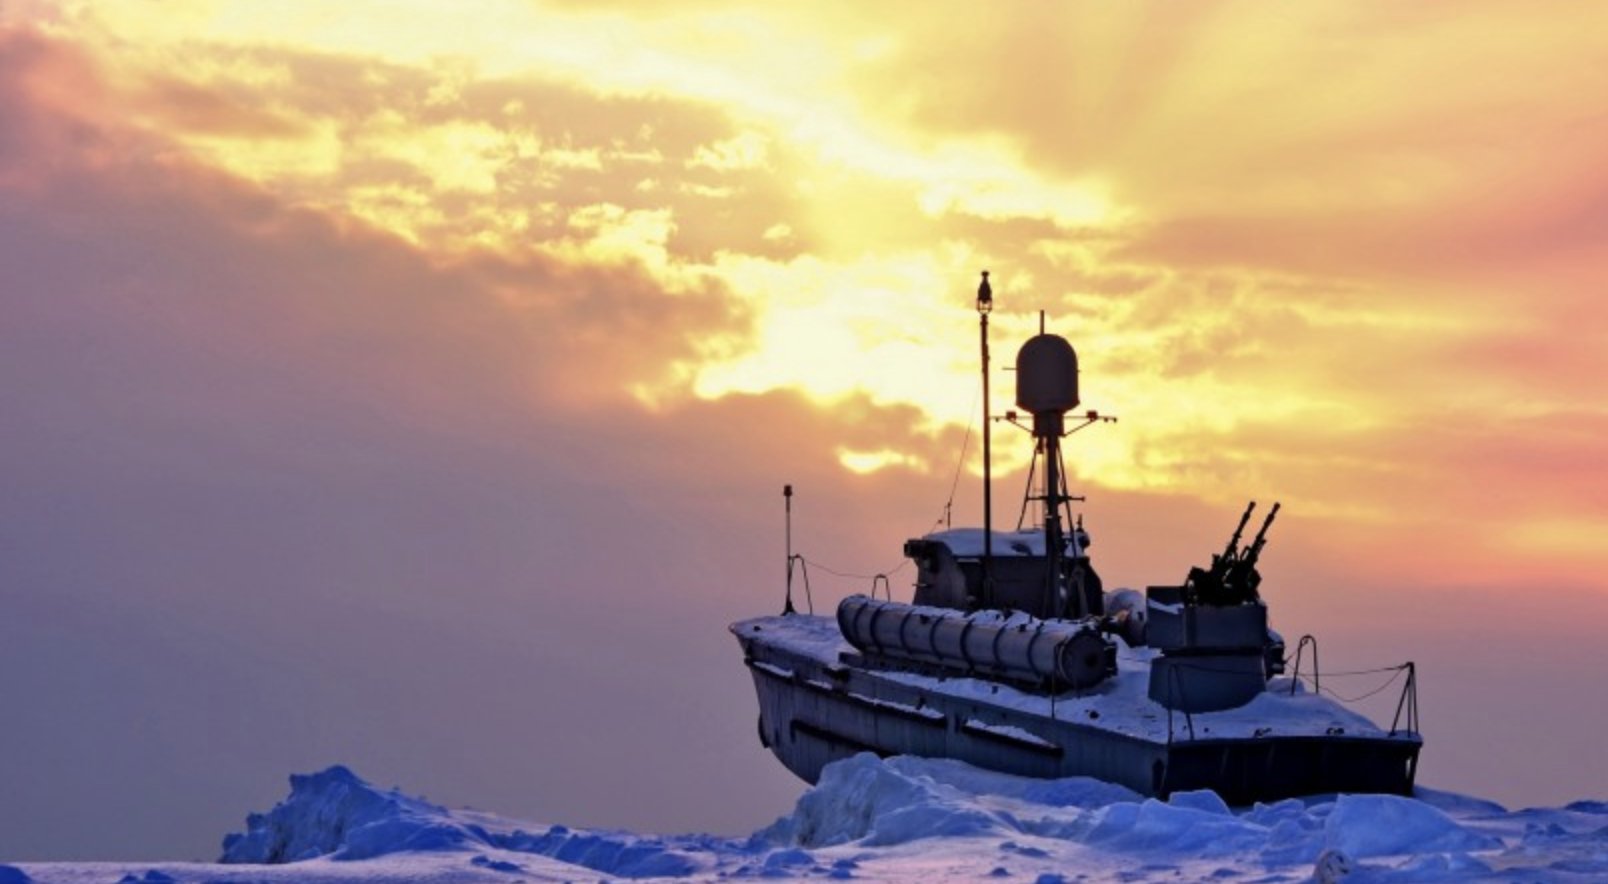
[1016,437,1040,531]
[1314,670,1406,704]
[1288,664,1412,704]
[787,372,980,600]
[939,381,981,531]
[1290,663,1413,678]
[795,554,910,582]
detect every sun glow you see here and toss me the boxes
[691,249,1010,434]
[12,0,1606,548]
[837,447,930,475]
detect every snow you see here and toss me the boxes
[212,765,703,878]
[1321,793,1501,858]
[13,757,1608,883]
[219,766,477,862]
[920,527,1087,558]
[12,605,1584,882]
[751,660,795,680]
[961,719,1062,750]
[847,692,947,722]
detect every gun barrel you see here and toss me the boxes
[1246,502,1281,559]
[1224,501,1256,558]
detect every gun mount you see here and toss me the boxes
[1185,501,1280,606]
[1144,501,1285,712]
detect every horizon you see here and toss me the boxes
[3,0,1606,862]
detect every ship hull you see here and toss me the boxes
[738,620,1421,803]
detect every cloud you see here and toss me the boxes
[9,1,1604,555]
[0,26,996,858]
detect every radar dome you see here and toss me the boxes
[1015,334,1079,414]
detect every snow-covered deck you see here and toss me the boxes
[734,613,1406,745]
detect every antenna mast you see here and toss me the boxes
[1014,324,1083,617]
[782,484,796,615]
[977,271,994,610]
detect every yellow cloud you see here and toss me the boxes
[361,118,511,195]
[694,249,983,428]
[553,203,676,271]
[180,119,343,182]
[688,131,769,171]
[24,0,1608,561]
[837,447,929,475]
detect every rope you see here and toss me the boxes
[939,382,980,530]
[1313,668,1407,704]
[793,553,910,595]
[1288,664,1411,704]
[1291,663,1412,678]
[794,375,1008,603]
[785,377,970,600]
[1151,657,1414,706]
[785,375,986,604]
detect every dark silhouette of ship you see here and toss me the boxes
[732,274,1422,803]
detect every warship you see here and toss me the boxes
[731,273,1422,803]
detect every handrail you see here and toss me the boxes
[1390,661,1419,737]
[786,554,815,614]
[1289,634,1319,696]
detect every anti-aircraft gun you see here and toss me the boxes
[1185,502,1280,606]
[1144,501,1286,712]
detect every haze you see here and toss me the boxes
[2,0,1606,861]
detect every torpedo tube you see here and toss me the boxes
[837,595,1115,691]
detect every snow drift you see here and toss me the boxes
[220,766,474,862]
[194,755,1608,883]
[757,753,1503,862]
[220,765,701,877]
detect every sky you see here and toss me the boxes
[2,0,1606,862]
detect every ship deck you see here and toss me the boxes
[733,613,1422,800]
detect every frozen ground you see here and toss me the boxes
[8,757,1608,883]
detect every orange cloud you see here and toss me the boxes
[5,1,1605,581]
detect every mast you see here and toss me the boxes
[782,484,796,614]
[1015,326,1082,617]
[977,271,994,610]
